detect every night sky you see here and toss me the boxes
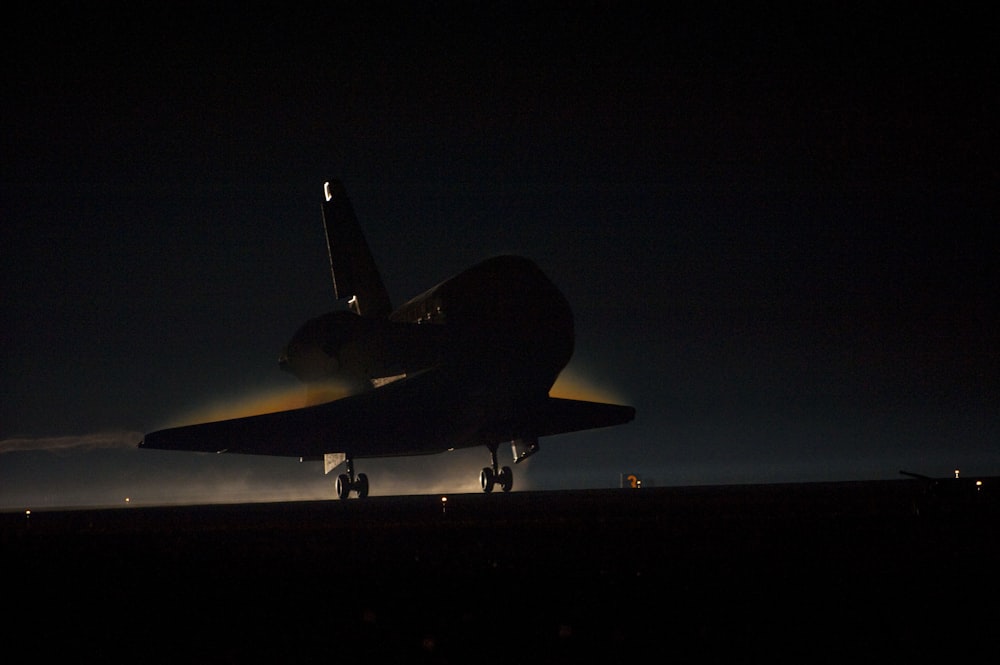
[3,4,997,508]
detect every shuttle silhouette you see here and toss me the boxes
[141,181,635,497]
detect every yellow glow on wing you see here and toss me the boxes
[168,381,355,427]
[551,365,627,404]
[304,379,356,406]
[163,368,626,431]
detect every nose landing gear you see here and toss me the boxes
[335,456,369,499]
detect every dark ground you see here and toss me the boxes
[5,480,998,663]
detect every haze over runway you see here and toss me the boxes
[3,4,997,508]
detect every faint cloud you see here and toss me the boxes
[0,431,144,454]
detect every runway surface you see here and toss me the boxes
[5,480,998,662]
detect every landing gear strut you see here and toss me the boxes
[336,456,369,499]
[480,442,513,493]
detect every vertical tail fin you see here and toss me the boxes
[321,180,393,318]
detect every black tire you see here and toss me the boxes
[499,466,513,492]
[355,473,369,498]
[336,473,351,499]
[480,467,495,493]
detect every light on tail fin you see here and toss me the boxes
[322,181,393,318]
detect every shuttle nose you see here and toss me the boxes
[278,347,291,371]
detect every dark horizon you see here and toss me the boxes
[7,482,998,661]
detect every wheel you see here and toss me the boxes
[480,467,495,493]
[498,466,513,492]
[355,473,369,498]
[336,473,351,499]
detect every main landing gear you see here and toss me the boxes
[336,456,369,499]
[480,437,539,493]
[480,442,513,493]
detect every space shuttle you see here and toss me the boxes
[141,180,635,498]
